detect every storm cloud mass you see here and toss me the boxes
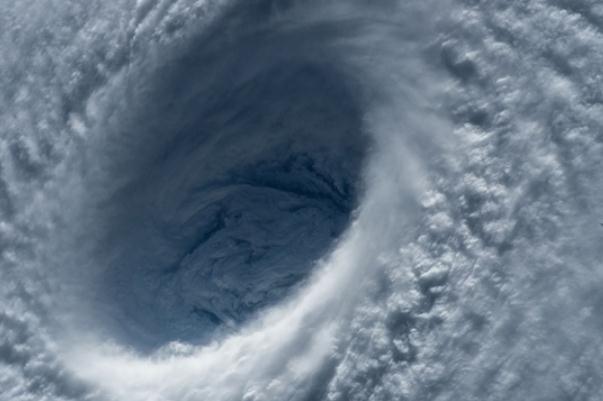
[1,0,603,400]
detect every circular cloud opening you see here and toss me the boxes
[79,43,368,351]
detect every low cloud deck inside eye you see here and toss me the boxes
[90,56,368,350]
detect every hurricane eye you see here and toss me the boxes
[84,53,368,350]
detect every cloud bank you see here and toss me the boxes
[1,0,602,400]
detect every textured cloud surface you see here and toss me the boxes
[1,1,603,400]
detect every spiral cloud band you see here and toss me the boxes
[1,0,603,400]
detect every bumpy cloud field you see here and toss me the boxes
[1,1,602,400]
